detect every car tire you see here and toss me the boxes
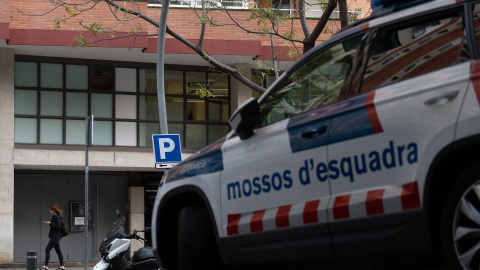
[441,162,480,270]
[178,205,222,270]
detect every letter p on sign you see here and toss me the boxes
[152,134,182,163]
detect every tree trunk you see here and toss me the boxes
[338,0,349,28]
[303,0,338,53]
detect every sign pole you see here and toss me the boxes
[84,115,93,270]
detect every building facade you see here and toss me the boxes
[0,0,370,264]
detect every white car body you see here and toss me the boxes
[152,1,480,269]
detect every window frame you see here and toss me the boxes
[13,56,231,150]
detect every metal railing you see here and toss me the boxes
[148,0,365,17]
[148,0,248,8]
[274,8,364,19]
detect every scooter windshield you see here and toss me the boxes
[106,215,126,239]
[99,215,126,253]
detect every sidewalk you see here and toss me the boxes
[0,263,96,270]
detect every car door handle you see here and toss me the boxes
[301,125,328,139]
[424,90,459,106]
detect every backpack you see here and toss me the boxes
[60,221,69,237]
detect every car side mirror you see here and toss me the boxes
[229,97,260,140]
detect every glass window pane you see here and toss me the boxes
[66,65,88,90]
[116,95,137,119]
[165,70,183,94]
[40,119,63,144]
[209,99,228,122]
[186,72,206,96]
[66,120,85,145]
[40,91,63,116]
[252,70,263,87]
[91,66,114,91]
[66,92,88,117]
[258,34,365,127]
[15,62,37,87]
[116,68,136,92]
[41,63,63,89]
[140,69,183,95]
[139,95,159,121]
[168,123,184,148]
[14,118,37,143]
[15,90,37,115]
[185,124,206,148]
[209,125,229,144]
[187,99,205,121]
[115,122,137,146]
[139,69,156,94]
[91,94,113,118]
[93,121,113,146]
[139,122,160,147]
[209,73,229,97]
[166,97,184,121]
[361,15,466,93]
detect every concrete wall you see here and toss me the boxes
[0,47,14,263]
[14,149,193,172]
[128,187,145,257]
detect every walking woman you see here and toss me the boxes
[40,204,66,270]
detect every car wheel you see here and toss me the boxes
[442,163,480,270]
[178,205,222,270]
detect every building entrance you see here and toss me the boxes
[13,171,128,263]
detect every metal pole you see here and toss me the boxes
[84,116,91,270]
[156,0,170,134]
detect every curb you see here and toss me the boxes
[0,263,97,269]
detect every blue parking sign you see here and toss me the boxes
[152,134,182,163]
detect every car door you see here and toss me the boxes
[327,6,472,257]
[219,32,366,265]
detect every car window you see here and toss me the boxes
[360,12,468,93]
[257,35,364,127]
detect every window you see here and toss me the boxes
[272,0,290,9]
[360,12,468,93]
[14,59,231,149]
[148,0,248,9]
[257,34,364,127]
[139,69,230,148]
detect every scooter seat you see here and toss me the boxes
[132,247,155,262]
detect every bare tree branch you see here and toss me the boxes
[198,0,206,48]
[303,0,337,52]
[298,0,309,37]
[18,0,358,94]
[221,7,304,43]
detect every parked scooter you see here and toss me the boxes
[93,210,160,270]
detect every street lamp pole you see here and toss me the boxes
[156,0,170,134]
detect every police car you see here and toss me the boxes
[152,0,480,269]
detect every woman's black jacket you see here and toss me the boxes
[49,215,63,238]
